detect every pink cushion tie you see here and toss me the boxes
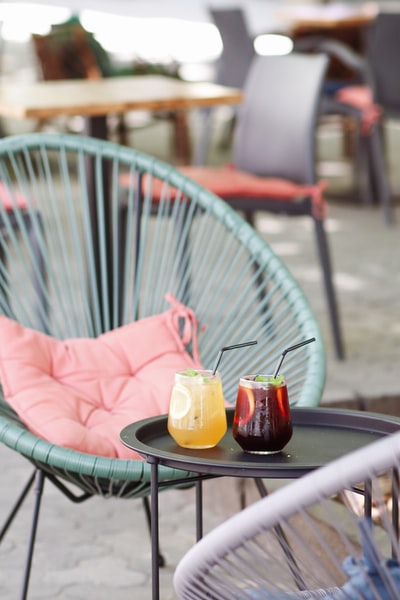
[334,85,382,134]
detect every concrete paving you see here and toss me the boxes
[0,116,399,598]
[257,201,400,408]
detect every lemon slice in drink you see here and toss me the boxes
[169,384,191,420]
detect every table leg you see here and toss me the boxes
[170,110,191,165]
[191,108,213,166]
[85,114,108,140]
[364,479,372,519]
[195,480,203,541]
[150,459,160,600]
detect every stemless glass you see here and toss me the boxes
[167,370,227,449]
[232,374,292,454]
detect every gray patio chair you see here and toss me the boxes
[365,11,400,213]
[366,12,400,123]
[193,7,256,162]
[209,7,255,91]
[293,35,393,226]
[192,7,255,164]
[176,52,345,360]
[0,132,326,598]
[174,426,400,599]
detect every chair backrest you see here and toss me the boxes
[32,29,100,81]
[174,427,400,598]
[209,7,255,88]
[0,133,325,406]
[293,34,371,89]
[32,19,103,81]
[366,12,400,115]
[233,52,328,184]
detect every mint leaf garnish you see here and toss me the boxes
[255,374,284,385]
[182,368,199,377]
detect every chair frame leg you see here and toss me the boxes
[254,478,307,590]
[248,211,344,360]
[366,125,394,226]
[0,471,36,542]
[313,218,345,361]
[354,127,374,207]
[356,121,393,226]
[1,467,164,597]
[20,469,45,600]
[0,467,91,600]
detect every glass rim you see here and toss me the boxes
[239,374,286,387]
[175,369,220,380]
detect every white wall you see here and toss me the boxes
[7,0,287,34]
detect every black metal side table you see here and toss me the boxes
[120,407,400,600]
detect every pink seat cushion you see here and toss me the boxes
[0,294,203,459]
[119,166,327,218]
[121,166,319,199]
[179,166,317,199]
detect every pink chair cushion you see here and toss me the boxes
[0,294,203,459]
[119,166,327,218]
[179,166,317,199]
[0,182,28,210]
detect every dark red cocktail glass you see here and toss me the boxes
[232,374,292,454]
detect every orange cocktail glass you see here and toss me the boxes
[168,369,227,449]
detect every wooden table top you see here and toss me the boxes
[0,75,243,120]
[277,2,378,30]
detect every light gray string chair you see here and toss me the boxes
[0,132,325,598]
[174,425,400,599]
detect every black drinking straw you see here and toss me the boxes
[212,340,258,375]
[273,337,316,379]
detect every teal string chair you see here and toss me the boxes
[0,132,326,598]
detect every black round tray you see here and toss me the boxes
[120,408,400,478]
